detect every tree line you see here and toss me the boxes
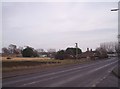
[2,44,82,59]
[2,44,56,58]
[2,41,120,59]
[55,48,82,60]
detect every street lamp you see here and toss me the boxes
[111,5,120,57]
[75,43,78,59]
[111,8,119,11]
[111,8,119,43]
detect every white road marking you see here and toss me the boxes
[4,59,111,85]
[44,61,118,87]
[92,65,117,87]
[22,76,59,86]
[3,59,118,87]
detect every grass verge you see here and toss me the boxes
[112,65,120,78]
[2,57,92,73]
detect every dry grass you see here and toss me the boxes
[2,57,92,72]
[2,57,51,61]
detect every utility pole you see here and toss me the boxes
[75,43,78,59]
[111,3,120,57]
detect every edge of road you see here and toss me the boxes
[112,60,120,78]
[2,60,96,79]
[2,58,117,80]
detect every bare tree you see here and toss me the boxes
[47,49,56,58]
[100,42,116,53]
[2,47,10,54]
[96,47,108,58]
[47,49,56,53]
[115,42,120,57]
[2,44,22,57]
[36,49,45,53]
[8,44,17,54]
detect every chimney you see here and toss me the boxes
[90,49,92,52]
[87,48,89,52]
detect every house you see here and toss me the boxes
[78,48,99,60]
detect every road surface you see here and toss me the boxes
[2,58,118,87]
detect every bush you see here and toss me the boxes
[65,47,82,59]
[55,47,82,59]
[22,47,39,57]
[7,57,11,59]
[55,50,65,60]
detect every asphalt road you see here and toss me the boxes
[2,58,118,87]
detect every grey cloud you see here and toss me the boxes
[2,2,118,51]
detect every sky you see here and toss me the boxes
[2,1,119,52]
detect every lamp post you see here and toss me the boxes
[75,43,78,59]
[111,7,119,44]
[111,3,120,57]
[111,8,119,11]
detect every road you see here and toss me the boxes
[2,58,118,87]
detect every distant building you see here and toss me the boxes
[36,49,44,53]
[107,53,117,57]
[47,49,56,53]
[78,48,99,60]
[39,54,47,58]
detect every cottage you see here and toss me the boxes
[78,48,98,60]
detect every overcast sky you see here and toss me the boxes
[2,2,118,52]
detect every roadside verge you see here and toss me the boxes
[112,65,120,78]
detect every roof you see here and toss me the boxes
[78,51,97,58]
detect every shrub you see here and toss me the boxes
[7,57,11,59]
[55,50,65,60]
[21,47,39,57]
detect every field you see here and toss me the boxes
[2,57,91,72]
